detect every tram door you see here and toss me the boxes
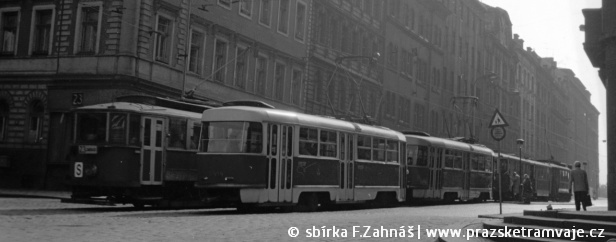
[338,134,354,201]
[461,152,470,200]
[267,124,293,203]
[141,117,165,185]
[429,148,442,199]
[279,125,293,202]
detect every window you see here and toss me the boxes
[372,138,387,161]
[0,10,19,55]
[154,14,173,63]
[255,55,268,95]
[109,113,127,144]
[188,30,204,74]
[239,0,253,18]
[201,122,263,153]
[213,38,228,82]
[277,0,290,35]
[189,121,201,150]
[294,1,306,41]
[274,62,286,101]
[291,70,302,105]
[0,99,8,141]
[128,114,141,145]
[386,140,399,162]
[31,8,54,56]
[357,135,371,160]
[416,146,428,166]
[234,46,249,89]
[76,113,106,143]
[259,0,272,27]
[27,100,44,143]
[319,130,337,157]
[299,127,318,156]
[168,118,187,149]
[76,4,101,54]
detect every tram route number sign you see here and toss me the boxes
[491,126,506,141]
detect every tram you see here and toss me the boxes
[193,105,407,211]
[403,132,493,203]
[62,96,213,207]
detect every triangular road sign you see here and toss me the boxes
[489,109,509,127]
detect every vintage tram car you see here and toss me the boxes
[62,96,212,207]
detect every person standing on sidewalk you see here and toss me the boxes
[569,161,589,211]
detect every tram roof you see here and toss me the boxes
[201,106,406,141]
[499,153,549,168]
[74,102,202,119]
[404,134,494,155]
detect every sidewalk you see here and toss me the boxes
[0,188,70,199]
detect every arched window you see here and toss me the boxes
[27,99,45,143]
[0,99,9,141]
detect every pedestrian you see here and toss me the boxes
[510,172,520,200]
[522,174,532,203]
[569,161,589,211]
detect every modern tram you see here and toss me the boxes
[193,105,407,211]
[404,132,493,203]
[62,96,213,207]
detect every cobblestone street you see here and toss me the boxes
[0,192,607,242]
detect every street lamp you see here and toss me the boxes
[516,138,524,203]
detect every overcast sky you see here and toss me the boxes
[479,0,606,184]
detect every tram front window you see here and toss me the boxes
[76,113,107,143]
[201,122,262,153]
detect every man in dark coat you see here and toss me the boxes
[569,161,589,211]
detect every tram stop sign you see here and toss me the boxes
[491,126,506,141]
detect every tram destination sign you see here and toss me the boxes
[491,126,506,141]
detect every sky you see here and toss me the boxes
[479,0,607,184]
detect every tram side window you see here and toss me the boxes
[169,118,187,149]
[201,121,262,153]
[471,154,478,170]
[444,150,454,168]
[484,156,492,172]
[453,152,463,169]
[109,113,127,144]
[416,146,428,166]
[478,156,485,171]
[76,113,107,143]
[319,130,337,158]
[189,121,201,150]
[386,140,399,163]
[299,127,318,156]
[128,114,141,145]
[372,138,386,161]
[357,135,372,160]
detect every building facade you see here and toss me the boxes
[0,0,599,190]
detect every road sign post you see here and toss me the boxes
[489,109,509,215]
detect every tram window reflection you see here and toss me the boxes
[201,121,262,153]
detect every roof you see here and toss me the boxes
[75,102,202,119]
[404,134,495,156]
[201,106,406,141]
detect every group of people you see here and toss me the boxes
[507,160,589,211]
[508,172,533,203]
